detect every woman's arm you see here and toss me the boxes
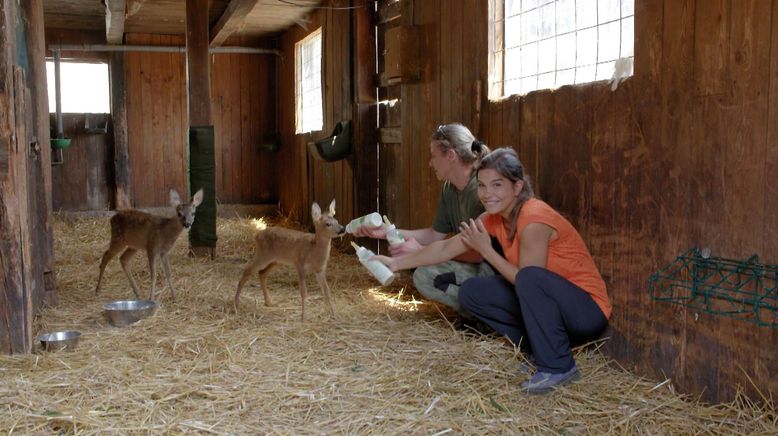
[398,227,446,246]
[458,218,554,284]
[372,234,470,272]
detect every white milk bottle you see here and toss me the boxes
[345,212,383,234]
[383,215,405,246]
[351,242,395,286]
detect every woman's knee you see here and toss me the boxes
[515,266,546,289]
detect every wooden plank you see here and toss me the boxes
[231,54,242,202]
[649,0,696,391]
[716,0,771,403]
[125,35,142,208]
[110,52,131,209]
[634,0,663,80]
[240,54,253,203]
[104,0,126,44]
[761,0,778,405]
[693,0,730,96]
[186,0,212,127]
[210,0,259,47]
[379,127,402,144]
[353,1,378,225]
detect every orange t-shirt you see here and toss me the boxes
[482,198,611,319]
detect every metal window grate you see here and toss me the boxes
[648,248,778,329]
[497,0,634,97]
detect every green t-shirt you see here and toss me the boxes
[431,172,485,234]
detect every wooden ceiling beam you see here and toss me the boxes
[105,0,126,44]
[210,0,260,47]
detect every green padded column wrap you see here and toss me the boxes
[189,126,217,248]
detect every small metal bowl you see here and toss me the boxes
[103,300,158,327]
[38,330,82,352]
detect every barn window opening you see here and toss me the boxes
[46,60,110,113]
[295,28,323,134]
[490,0,634,99]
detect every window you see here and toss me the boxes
[491,0,634,98]
[295,28,323,134]
[46,61,110,113]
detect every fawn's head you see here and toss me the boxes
[311,199,346,238]
[170,188,204,228]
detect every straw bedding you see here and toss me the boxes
[0,214,775,434]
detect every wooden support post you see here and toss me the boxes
[351,0,378,251]
[110,52,131,209]
[22,0,57,308]
[186,0,216,258]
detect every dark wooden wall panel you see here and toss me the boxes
[50,114,112,211]
[483,0,778,403]
[277,9,354,224]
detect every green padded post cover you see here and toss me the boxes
[189,126,217,248]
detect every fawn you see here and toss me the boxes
[94,189,204,301]
[234,199,345,321]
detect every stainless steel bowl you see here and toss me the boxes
[38,330,82,352]
[103,300,158,327]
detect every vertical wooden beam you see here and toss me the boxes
[352,0,378,228]
[186,0,212,127]
[186,0,216,257]
[111,52,131,209]
[21,0,56,308]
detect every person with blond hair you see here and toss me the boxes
[373,148,611,394]
[354,123,493,322]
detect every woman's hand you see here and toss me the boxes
[370,254,398,272]
[353,224,387,239]
[458,218,492,255]
[388,237,423,257]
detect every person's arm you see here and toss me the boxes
[397,227,446,246]
[459,218,554,284]
[372,234,470,272]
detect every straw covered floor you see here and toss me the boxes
[0,214,776,434]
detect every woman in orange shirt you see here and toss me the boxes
[373,147,610,394]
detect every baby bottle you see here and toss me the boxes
[383,215,405,246]
[351,242,395,286]
[345,212,383,234]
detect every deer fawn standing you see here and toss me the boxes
[234,199,345,321]
[95,189,204,301]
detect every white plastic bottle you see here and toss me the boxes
[351,242,395,286]
[383,215,405,246]
[346,212,383,234]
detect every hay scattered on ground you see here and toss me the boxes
[0,215,775,434]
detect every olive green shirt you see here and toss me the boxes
[431,172,484,234]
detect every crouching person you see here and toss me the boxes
[373,147,611,394]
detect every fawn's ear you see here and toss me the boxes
[169,189,182,207]
[192,189,204,207]
[328,199,336,216]
[311,202,322,220]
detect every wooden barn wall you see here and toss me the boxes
[45,32,277,210]
[276,8,354,224]
[125,33,277,208]
[367,1,777,403]
[381,0,776,403]
[124,34,189,208]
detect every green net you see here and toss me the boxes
[649,248,778,328]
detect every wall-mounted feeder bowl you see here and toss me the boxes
[51,138,72,149]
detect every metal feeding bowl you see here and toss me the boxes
[38,330,82,352]
[103,300,158,327]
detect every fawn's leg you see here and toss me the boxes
[147,251,158,301]
[95,242,124,295]
[119,248,141,298]
[257,262,278,307]
[297,265,308,322]
[235,257,270,310]
[161,254,176,302]
[315,271,336,317]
